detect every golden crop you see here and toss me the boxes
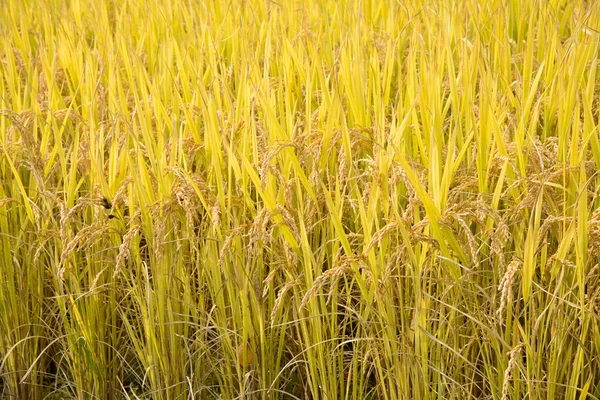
[1,0,599,398]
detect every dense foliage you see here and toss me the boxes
[1,0,600,398]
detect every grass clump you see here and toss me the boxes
[1,0,600,398]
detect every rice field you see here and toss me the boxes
[1,0,600,398]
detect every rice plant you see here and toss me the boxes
[1,0,600,398]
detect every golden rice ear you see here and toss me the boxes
[236,342,254,368]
